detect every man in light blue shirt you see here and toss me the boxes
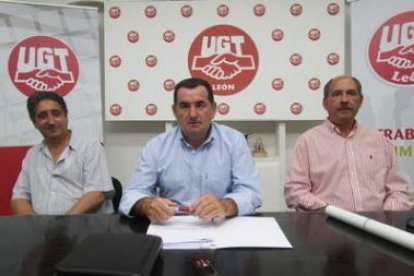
[11,92,114,215]
[120,78,261,223]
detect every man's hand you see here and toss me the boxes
[11,198,36,215]
[190,193,238,222]
[66,191,105,214]
[134,197,176,223]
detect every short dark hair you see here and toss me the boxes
[27,92,68,122]
[173,78,214,104]
[323,76,362,99]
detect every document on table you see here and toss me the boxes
[147,216,293,250]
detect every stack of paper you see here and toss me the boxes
[147,216,292,250]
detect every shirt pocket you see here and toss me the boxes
[366,149,388,189]
[202,163,232,196]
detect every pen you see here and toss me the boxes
[165,238,213,245]
[173,205,191,215]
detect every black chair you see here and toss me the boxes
[111,177,122,213]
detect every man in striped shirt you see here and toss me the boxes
[11,92,114,215]
[284,75,413,212]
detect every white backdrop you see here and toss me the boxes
[351,0,414,189]
[105,0,345,121]
[0,0,103,146]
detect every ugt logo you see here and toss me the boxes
[8,35,79,97]
[188,25,259,96]
[368,11,414,85]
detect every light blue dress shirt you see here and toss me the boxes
[12,131,114,214]
[120,123,262,216]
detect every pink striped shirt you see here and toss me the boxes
[285,120,413,212]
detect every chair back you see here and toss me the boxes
[111,177,122,213]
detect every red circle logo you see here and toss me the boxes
[127,31,139,43]
[110,104,122,116]
[188,25,259,96]
[327,52,339,65]
[109,6,121,19]
[109,55,121,68]
[308,77,321,90]
[290,4,303,16]
[145,5,157,18]
[163,79,175,91]
[181,5,193,18]
[8,35,79,97]
[290,53,302,66]
[217,5,229,17]
[327,3,340,16]
[128,79,140,92]
[272,78,284,91]
[145,55,157,67]
[163,30,176,43]
[290,102,303,115]
[308,28,321,41]
[254,103,266,115]
[217,103,230,115]
[272,29,284,42]
[368,11,414,85]
[253,4,266,17]
[145,103,158,116]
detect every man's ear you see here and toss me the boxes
[211,102,217,118]
[322,98,328,111]
[172,104,177,119]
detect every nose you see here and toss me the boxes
[46,112,56,124]
[340,93,349,103]
[189,105,197,118]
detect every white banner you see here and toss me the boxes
[0,1,103,146]
[351,0,414,189]
[105,0,345,121]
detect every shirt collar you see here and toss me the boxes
[324,119,358,137]
[39,129,77,152]
[179,123,215,149]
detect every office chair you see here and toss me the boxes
[111,177,122,213]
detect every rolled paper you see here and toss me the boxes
[325,205,414,251]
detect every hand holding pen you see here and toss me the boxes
[134,197,178,223]
[135,195,236,223]
[189,193,236,223]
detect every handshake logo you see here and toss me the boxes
[192,50,255,80]
[189,25,259,96]
[8,36,79,97]
[376,32,414,70]
[15,68,74,92]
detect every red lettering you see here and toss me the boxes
[381,129,393,140]
[378,128,414,140]
[395,129,404,140]
[406,129,414,140]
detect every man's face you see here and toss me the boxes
[323,76,363,126]
[173,85,216,145]
[33,99,68,141]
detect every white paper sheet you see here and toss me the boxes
[147,216,292,250]
[325,205,414,251]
